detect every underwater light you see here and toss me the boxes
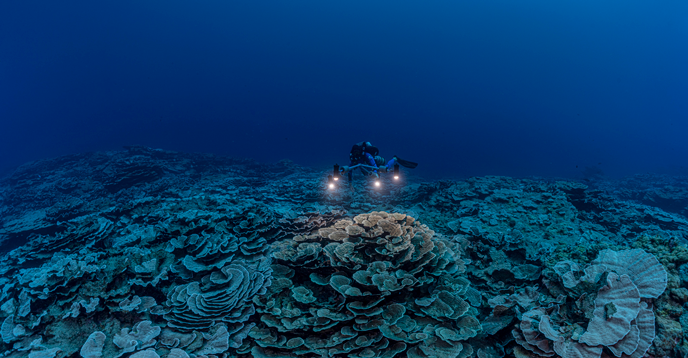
[394,175,399,180]
[333,164,341,181]
[329,183,335,189]
[375,181,381,187]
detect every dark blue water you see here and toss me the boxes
[2,0,687,179]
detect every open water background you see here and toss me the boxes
[1,0,687,179]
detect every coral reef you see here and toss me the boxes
[511,248,666,358]
[251,212,480,358]
[1,148,688,357]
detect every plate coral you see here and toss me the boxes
[0,147,687,357]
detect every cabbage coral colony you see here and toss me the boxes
[0,148,686,358]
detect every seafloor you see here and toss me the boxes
[1,146,687,358]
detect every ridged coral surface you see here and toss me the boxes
[251,212,479,358]
[512,249,667,358]
[0,148,687,357]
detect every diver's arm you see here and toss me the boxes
[365,154,379,177]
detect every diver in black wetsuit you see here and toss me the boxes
[341,141,417,182]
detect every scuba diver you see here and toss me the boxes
[339,141,417,182]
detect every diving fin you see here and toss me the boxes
[394,156,418,169]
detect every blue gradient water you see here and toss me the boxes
[2,0,687,179]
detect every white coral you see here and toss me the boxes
[579,273,641,347]
[80,331,106,358]
[113,321,161,357]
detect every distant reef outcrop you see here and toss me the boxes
[0,146,687,357]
